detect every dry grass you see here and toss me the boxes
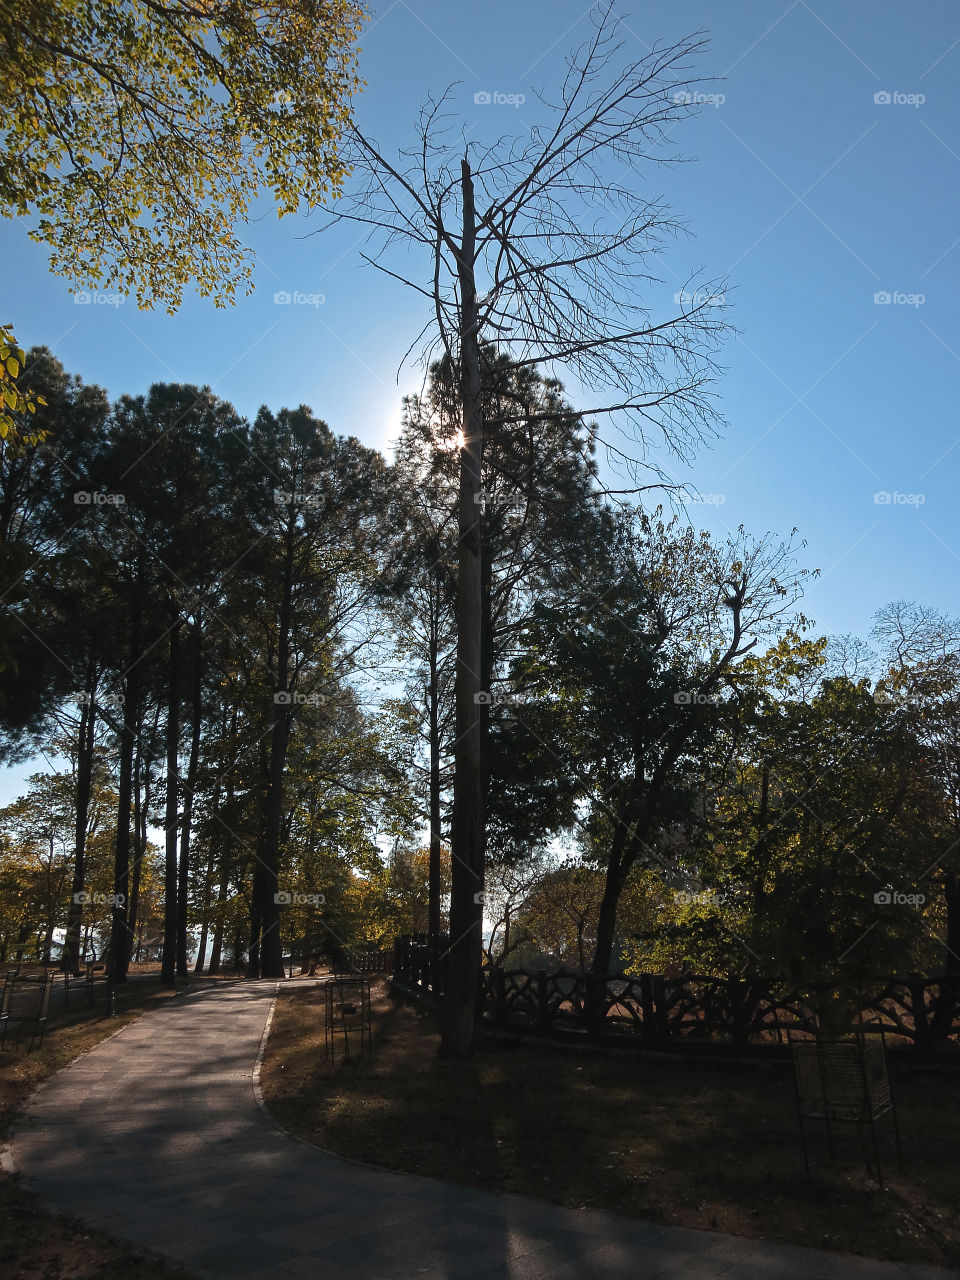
[260,978,960,1270]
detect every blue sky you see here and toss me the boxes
[2,0,959,798]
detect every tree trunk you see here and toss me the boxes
[440,157,485,1059]
[932,869,960,1038]
[128,731,153,967]
[255,715,290,978]
[207,709,238,975]
[161,622,181,986]
[588,826,633,1030]
[251,501,299,981]
[193,791,220,973]
[177,616,203,976]
[208,862,229,975]
[428,578,443,936]
[63,681,96,974]
[109,578,144,984]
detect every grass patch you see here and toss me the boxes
[260,978,960,1269]
[0,970,213,1279]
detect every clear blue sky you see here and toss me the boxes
[2,0,959,803]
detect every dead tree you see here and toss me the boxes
[320,1,730,1056]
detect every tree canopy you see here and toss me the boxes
[1,0,367,307]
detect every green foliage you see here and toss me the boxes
[0,325,46,442]
[0,0,367,308]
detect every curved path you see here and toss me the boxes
[5,981,957,1280]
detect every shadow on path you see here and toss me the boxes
[7,982,958,1280]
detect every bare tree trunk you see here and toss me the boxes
[128,731,153,967]
[251,507,298,981]
[193,791,220,974]
[441,157,485,1059]
[428,581,443,936]
[932,869,960,1038]
[208,859,229,975]
[256,716,290,978]
[63,680,96,975]
[109,577,144,984]
[177,617,203,976]
[161,623,181,986]
[588,826,632,1030]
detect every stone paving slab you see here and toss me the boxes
[5,980,958,1280]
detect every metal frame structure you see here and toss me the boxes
[789,1025,904,1185]
[322,976,372,1064]
[0,970,55,1052]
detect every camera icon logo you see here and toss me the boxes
[874,291,891,304]
[274,290,291,304]
[274,691,293,704]
[874,889,892,905]
[73,491,92,504]
[474,91,492,105]
[274,891,292,904]
[874,91,892,105]
[474,691,493,705]
[473,892,485,905]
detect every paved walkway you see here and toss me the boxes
[5,981,958,1280]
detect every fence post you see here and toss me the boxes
[536,970,550,1031]
[652,974,668,1046]
[638,973,654,1045]
[494,969,507,1027]
[729,976,749,1047]
[584,970,604,1038]
[909,975,931,1050]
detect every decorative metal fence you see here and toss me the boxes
[391,934,960,1056]
[330,947,395,976]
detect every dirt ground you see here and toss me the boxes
[0,972,211,1280]
[260,977,960,1270]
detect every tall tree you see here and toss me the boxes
[324,5,729,1054]
[498,511,813,1024]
